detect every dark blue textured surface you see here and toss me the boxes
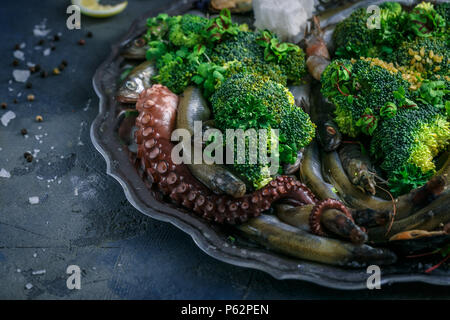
[0,0,449,299]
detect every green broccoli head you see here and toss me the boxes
[278,48,307,84]
[333,2,408,59]
[436,2,450,32]
[168,14,209,48]
[394,37,449,79]
[321,58,410,137]
[152,53,197,94]
[211,30,306,86]
[370,102,450,177]
[145,13,172,42]
[210,73,315,188]
[408,1,446,38]
[211,31,287,84]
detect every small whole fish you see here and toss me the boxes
[317,119,342,152]
[116,61,156,104]
[338,143,377,195]
[121,37,148,60]
[310,84,342,152]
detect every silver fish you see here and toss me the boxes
[116,61,156,104]
[121,37,148,60]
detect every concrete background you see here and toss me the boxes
[0,0,449,299]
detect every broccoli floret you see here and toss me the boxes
[168,14,209,48]
[211,73,315,188]
[370,102,450,176]
[321,58,411,137]
[210,30,306,86]
[436,2,450,21]
[278,49,307,84]
[152,53,197,94]
[145,13,172,42]
[408,1,446,38]
[436,2,450,34]
[333,8,374,58]
[394,37,449,80]
[333,2,408,59]
[233,163,273,191]
[211,31,288,85]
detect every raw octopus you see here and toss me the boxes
[134,84,351,225]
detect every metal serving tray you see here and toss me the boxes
[91,0,450,289]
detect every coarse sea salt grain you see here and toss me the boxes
[33,19,51,37]
[43,48,51,56]
[1,111,16,127]
[29,196,40,204]
[32,269,46,275]
[0,168,11,178]
[12,69,30,83]
[25,283,33,290]
[13,50,25,60]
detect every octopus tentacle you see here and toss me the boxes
[135,85,317,224]
[309,199,353,236]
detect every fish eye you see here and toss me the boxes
[125,81,136,90]
[326,126,336,135]
[135,38,146,47]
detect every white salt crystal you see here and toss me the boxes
[0,168,11,178]
[43,48,51,56]
[13,50,25,60]
[32,269,46,275]
[27,62,36,67]
[34,19,51,37]
[12,69,30,83]
[25,283,33,290]
[20,42,26,49]
[1,111,16,126]
[29,196,40,204]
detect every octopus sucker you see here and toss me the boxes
[135,85,321,224]
[309,199,352,236]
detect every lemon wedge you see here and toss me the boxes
[71,0,128,18]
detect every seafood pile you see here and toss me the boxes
[115,1,449,270]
